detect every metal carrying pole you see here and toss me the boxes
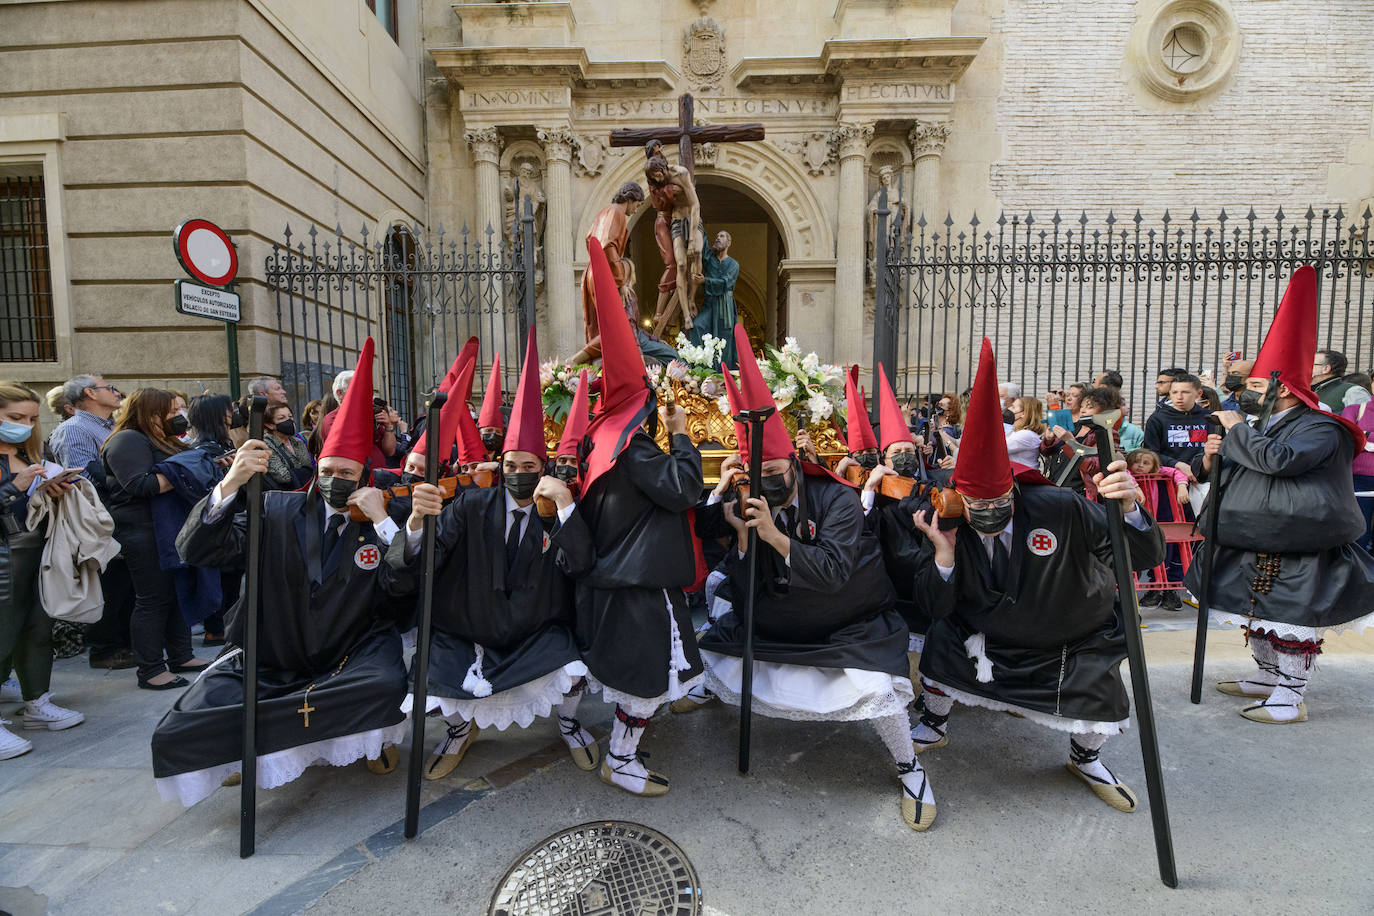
[1088,410,1178,888]
[1191,371,1280,702]
[404,391,447,839]
[735,405,774,775]
[239,396,267,859]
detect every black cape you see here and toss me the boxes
[696,471,908,677]
[915,484,1164,724]
[575,431,706,699]
[151,490,412,779]
[385,485,593,699]
[867,483,940,638]
[1186,406,1374,629]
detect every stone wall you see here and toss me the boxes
[0,0,425,409]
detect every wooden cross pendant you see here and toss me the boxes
[298,699,315,728]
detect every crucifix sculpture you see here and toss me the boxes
[607,93,765,338]
[609,92,765,180]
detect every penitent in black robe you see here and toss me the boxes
[575,430,706,704]
[697,468,909,679]
[915,483,1164,730]
[151,489,414,806]
[1185,406,1374,634]
[385,486,594,725]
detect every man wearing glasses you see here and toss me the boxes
[48,374,124,475]
[909,339,1164,816]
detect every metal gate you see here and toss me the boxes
[872,190,1374,417]
[265,198,537,419]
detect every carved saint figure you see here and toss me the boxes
[691,229,739,369]
[866,165,908,285]
[644,140,705,338]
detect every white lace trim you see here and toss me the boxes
[1211,608,1374,641]
[701,654,915,723]
[585,589,703,713]
[154,720,410,808]
[401,661,587,731]
[923,678,1128,736]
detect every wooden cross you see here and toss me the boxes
[609,93,765,179]
[298,699,315,728]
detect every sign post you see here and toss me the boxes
[172,218,241,397]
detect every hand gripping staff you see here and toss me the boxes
[240,396,267,858]
[1190,370,1280,703]
[1087,409,1178,888]
[735,405,775,775]
[405,391,447,839]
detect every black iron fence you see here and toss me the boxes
[873,191,1374,420]
[265,198,536,419]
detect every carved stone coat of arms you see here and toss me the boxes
[684,18,726,93]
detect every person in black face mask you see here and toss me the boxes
[908,338,1164,822]
[1218,357,1253,412]
[154,338,415,805]
[689,326,933,832]
[383,330,602,781]
[261,404,312,490]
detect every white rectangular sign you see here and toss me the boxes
[176,280,240,323]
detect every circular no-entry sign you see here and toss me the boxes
[173,218,238,287]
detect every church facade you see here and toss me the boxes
[2,0,1371,408]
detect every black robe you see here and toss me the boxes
[697,471,908,677]
[1185,406,1374,629]
[151,490,413,780]
[575,431,706,699]
[385,486,594,699]
[915,484,1164,724]
[867,487,937,638]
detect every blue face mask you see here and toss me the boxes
[0,420,34,444]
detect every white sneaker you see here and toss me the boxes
[0,675,20,704]
[0,721,33,759]
[21,692,84,731]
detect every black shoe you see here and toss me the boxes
[1160,592,1183,611]
[168,659,211,674]
[201,635,226,648]
[138,675,189,691]
[1138,591,1162,607]
[90,648,137,670]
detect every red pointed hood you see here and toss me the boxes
[320,337,377,465]
[877,365,914,452]
[733,324,794,462]
[438,337,478,395]
[478,355,504,430]
[583,236,654,490]
[412,340,479,460]
[720,361,751,463]
[844,364,878,453]
[951,338,1014,498]
[503,330,547,457]
[557,369,592,457]
[455,385,487,467]
[1252,264,1366,447]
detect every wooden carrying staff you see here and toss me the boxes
[735,406,774,775]
[1087,409,1178,888]
[240,396,267,859]
[404,392,447,839]
[1189,371,1280,703]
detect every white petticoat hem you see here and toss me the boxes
[1211,608,1374,641]
[401,661,587,731]
[924,678,1128,736]
[587,672,705,718]
[701,651,915,722]
[154,719,410,808]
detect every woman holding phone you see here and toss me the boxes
[0,381,84,760]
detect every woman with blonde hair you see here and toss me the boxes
[0,381,83,759]
[102,388,207,689]
[1006,395,1047,466]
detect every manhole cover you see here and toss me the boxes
[489,820,701,916]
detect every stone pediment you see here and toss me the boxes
[732,36,984,91]
[431,46,678,92]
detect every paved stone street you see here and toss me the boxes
[2,616,1370,916]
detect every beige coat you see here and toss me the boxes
[26,477,120,623]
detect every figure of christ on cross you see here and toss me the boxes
[610,93,764,339]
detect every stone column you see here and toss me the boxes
[463,126,504,239]
[909,120,951,228]
[832,121,873,366]
[537,126,578,357]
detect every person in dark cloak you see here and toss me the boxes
[1187,265,1374,723]
[151,338,414,806]
[909,338,1164,815]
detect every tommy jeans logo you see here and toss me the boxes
[1167,427,1209,446]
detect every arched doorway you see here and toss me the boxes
[626,179,787,350]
